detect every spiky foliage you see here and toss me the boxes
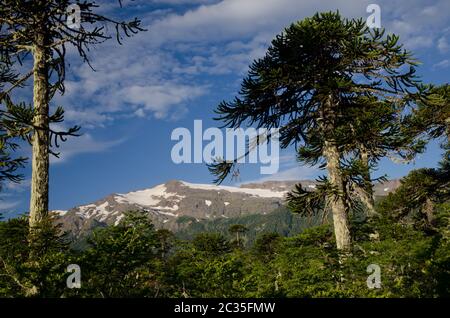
[0,0,145,146]
[0,0,144,95]
[0,0,145,228]
[0,133,26,186]
[405,83,450,145]
[211,12,427,249]
[0,61,27,188]
[1,99,81,157]
[378,151,450,229]
[214,13,421,148]
[228,224,248,248]
[0,214,70,297]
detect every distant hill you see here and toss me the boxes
[175,206,321,245]
[54,179,401,240]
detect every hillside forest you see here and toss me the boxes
[0,3,449,298]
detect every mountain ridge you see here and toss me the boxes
[55,179,401,238]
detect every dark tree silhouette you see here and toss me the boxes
[0,0,145,230]
[210,12,428,250]
[228,224,248,248]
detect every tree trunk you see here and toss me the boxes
[355,186,376,216]
[321,94,351,251]
[446,117,450,145]
[358,145,376,216]
[423,198,435,227]
[323,140,351,250]
[29,30,50,229]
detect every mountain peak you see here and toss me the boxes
[56,179,400,239]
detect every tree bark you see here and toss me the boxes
[446,117,450,145]
[423,197,435,227]
[321,94,351,251]
[323,140,351,250]
[29,29,50,229]
[358,145,377,216]
[355,186,376,216]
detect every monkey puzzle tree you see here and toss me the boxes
[332,94,425,214]
[406,84,450,146]
[0,62,27,189]
[0,1,144,231]
[210,12,424,250]
[228,224,248,248]
[387,83,450,224]
[0,131,26,189]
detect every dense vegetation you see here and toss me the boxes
[0,0,143,234]
[175,207,317,244]
[209,12,438,252]
[0,163,449,297]
[1,8,448,298]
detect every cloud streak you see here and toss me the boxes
[50,133,126,164]
[52,0,450,130]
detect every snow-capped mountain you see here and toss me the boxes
[56,179,400,238]
[56,180,288,237]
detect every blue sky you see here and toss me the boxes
[1,0,449,217]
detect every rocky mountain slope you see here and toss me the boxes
[56,179,401,238]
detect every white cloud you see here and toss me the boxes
[239,152,320,183]
[0,179,30,215]
[64,109,113,128]
[381,0,450,50]
[2,178,31,193]
[146,0,369,45]
[49,131,126,164]
[245,165,320,183]
[433,59,450,69]
[437,36,449,53]
[120,84,207,119]
[55,38,209,127]
[53,0,450,129]
[152,0,218,3]
[0,200,20,211]
[57,0,366,127]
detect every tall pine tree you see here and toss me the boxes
[211,12,426,250]
[406,84,450,146]
[0,1,145,232]
[0,61,27,189]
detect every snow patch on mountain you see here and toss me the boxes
[180,181,287,198]
[110,184,187,216]
[53,210,67,216]
[55,179,400,239]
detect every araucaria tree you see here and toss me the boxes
[0,1,144,232]
[0,62,27,188]
[211,12,426,250]
[407,84,450,146]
